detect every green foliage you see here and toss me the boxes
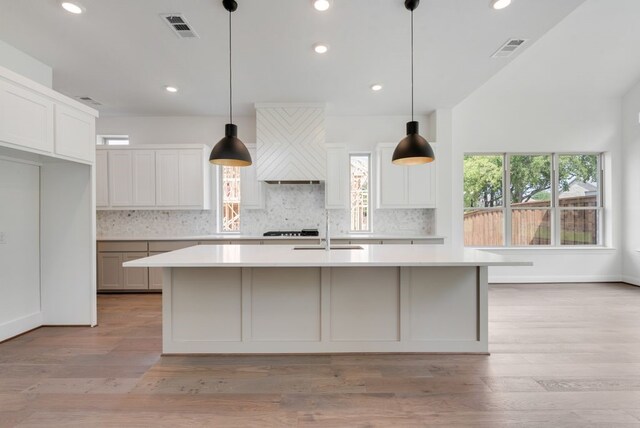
[463,155,503,208]
[464,154,598,207]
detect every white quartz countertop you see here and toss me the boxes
[97,234,445,241]
[123,244,531,268]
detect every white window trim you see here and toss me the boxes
[216,165,242,234]
[349,152,373,233]
[464,152,605,248]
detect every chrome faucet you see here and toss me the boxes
[325,210,331,251]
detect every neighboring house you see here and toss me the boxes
[560,180,598,198]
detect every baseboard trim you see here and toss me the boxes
[0,311,43,342]
[489,275,623,284]
[620,275,640,287]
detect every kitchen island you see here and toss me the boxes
[124,245,530,354]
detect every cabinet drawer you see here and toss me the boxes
[148,240,199,252]
[98,241,148,252]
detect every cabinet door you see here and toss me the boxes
[97,253,123,290]
[123,252,149,290]
[108,151,133,206]
[179,150,204,207]
[241,145,265,209]
[148,252,164,290]
[377,145,407,208]
[95,150,109,207]
[132,150,156,206]
[407,159,436,207]
[156,150,180,206]
[0,81,54,153]
[54,104,95,162]
[325,145,349,209]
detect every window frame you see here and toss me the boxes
[464,152,604,248]
[216,165,242,234]
[96,135,130,146]
[349,152,372,233]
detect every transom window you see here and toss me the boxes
[350,154,371,232]
[464,153,603,247]
[220,166,241,232]
[96,135,130,146]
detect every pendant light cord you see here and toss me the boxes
[411,8,414,122]
[229,10,233,125]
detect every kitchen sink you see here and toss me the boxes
[293,245,364,250]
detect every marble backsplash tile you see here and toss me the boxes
[97,183,435,237]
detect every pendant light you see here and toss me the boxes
[392,0,435,166]
[210,0,252,167]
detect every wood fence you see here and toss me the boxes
[464,196,597,246]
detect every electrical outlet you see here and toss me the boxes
[0,232,5,244]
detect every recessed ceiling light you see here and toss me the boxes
[313,43,329,54]
[165,86,178,93]
[370,84,383,92]
[313,0,331,11]
[61,2,84,14]
[490,0,512,10]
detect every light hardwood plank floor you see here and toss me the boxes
[1,283,639,427]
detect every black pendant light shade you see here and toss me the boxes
[210,124,252,166]
[392,121,434,166]
[392,0,435,166]
[210,0,252,167]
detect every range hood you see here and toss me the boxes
[255,103,326,183]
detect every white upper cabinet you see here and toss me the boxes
[0,81,54,154]
[54,104,95,162]
[0,67,97,163]
[108,151,133,206]
[240,145,265,209]
[325,144,349,209]
[178,150,204,207]
[132,151,156,206]
[97,145,210,210]
[95,151,109,207]
[255,103,326,181]
[155,150,181,206]
[376,142,437,209]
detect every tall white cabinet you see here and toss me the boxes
[0,64,98,342]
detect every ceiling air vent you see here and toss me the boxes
[160,14,198,38]
[75,96,102,106]
[491,38,528,58]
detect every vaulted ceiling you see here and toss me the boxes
[0,0,585,116]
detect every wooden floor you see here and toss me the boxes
[1,283,640,427]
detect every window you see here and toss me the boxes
[464,153,602,247]
[97,135,130,146]
[350,154,370,232]
[220,166,241,232]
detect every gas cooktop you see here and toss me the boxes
[263,229,319,237]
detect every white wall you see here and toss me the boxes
[40,159,95,325]
[0,157,42,341]
[621,80,640,286]
[0,39,52,88]
[450,1,626,282]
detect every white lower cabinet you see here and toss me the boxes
[376,142,437,209]
[98,145,210,210]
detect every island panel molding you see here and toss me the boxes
[126,244,530,354]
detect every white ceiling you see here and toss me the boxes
[0,0,585,117]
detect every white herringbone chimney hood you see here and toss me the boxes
[255,103,326,183]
